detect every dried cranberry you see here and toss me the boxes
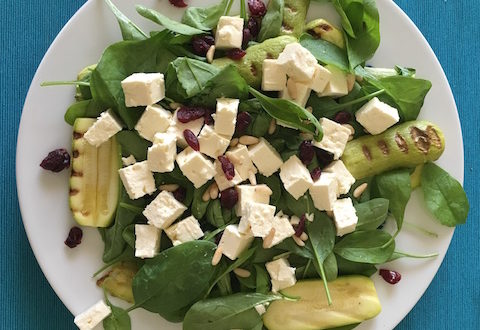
[218,156,235,180]
[173,186,186,202]
[183,129,200,151]
[220,187,239,209]
[379,269,402,284]
[64,226,83,248]
[204,108,214,125]
[315,147,335,169]
[177,106,206,123]
[192,35,215,56]
[333,111,352,124]
[226,48,247,60]
[299,140,315,165]
[40,148,70,172]
[248,0,267,17]
[242,28,252,48]
[169,0,188,8]
[310,167,322,181]
[247,17,260,38]
[294,215,306,237]
[236,112,252,134]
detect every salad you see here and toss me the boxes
[39,0,470,329]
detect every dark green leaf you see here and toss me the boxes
[136,5,206,35]
[105,0,147,41]
[335,254,377,277]
[323,252,338,281]
[191,182,212,219]
[103,294,131,330]
[116,130,152,160]
[330,0,355,37]
[206,199,226,228]
[122,224,135,249]
[258,0,284,42]
[284,192,315,217]
[334,230,395,264]
[181,0,228,31]
[64,99,105,126]
[354,198,389,231]
[254,264,270,294]
[257,174,282,206]
[299,33,349,71]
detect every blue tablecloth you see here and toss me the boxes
[1,0,478,329]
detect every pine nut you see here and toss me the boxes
[202,189,211,202]
[239,135,259,145]
[206,45,215,64]
[300,232,309,241]
[353,183,368,199]
[300,133,314,141]
[306,106,313,113]
[211,247,223,266]
[293,235,305,247]
[229,138,239,147]
[249,171,257,185]
[263,227,276,249]
[268,119,277,135]
[159,184,180,192]
[326,210,334,218]
[209,182,219,199]
[233,268,252,278]
[290,215,300,226]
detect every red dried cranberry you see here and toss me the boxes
[379,269,402,284]
[204,108,214,125]
[247,17,260,38]
[218,156,235,180]
[248,0,267,17]
[242,28,252,48]
[236,112,252,134]
[226,48,247,60]
[315,147,334,169]
[294,215,306,237]
[183,129,200,151]
[173,186,186,202]
[299,140,315,165]
[65,226,83,248]
[177,106,206,123]
[310,167,322,181]
[333,111,352,124]
[40,148,70,172]
[192,35,215,56]
[220,187,239,209]
[169,0,188,8]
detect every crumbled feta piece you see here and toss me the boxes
[147,132,176,173]
[264,213,296,248]
[135,224,161,259]
[74,300,112,330]
[235,184,272,216]
[164,216,204,246]
[310,64,332,93]
[265,258,297,293]
[280,155,314,200]
[254,304,267,316]
[248,138,283,177]
[167,109,204,148]
[285,78,312,108]
[118,161,156,200]
[219,224,254,260]
[215,16,244,49]
[134,104,172,142]
[226,144,257,181]
[323,160,356,195]
[198,125,230,158]
[355,97,400,135]
[277,43,317,82]
[176,147,217,188]
[333,198,358,236]
[143,191,187,229]
[313,117,351,159]
[121,73,165,107]
[238,202,275,237]
[319,65,348,98]
[122,155,136,166]
[262,59,287,91]
[214,159,243,191]
[84,110,122,147]
[214,98,239,138]
[309,172,338,211]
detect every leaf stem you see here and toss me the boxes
[240,0,247,20]
[41,81,90,87]
[326,89,385,112]
[394,251,439,259]
[225,0,235,15]
[318,262,332,305]
[277,291,301,302]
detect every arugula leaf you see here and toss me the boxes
[249,87,323,142]
[333,230,395,264]
[354,198,389,231]
[181,0,228,31]
[258,0,284,42]
[104,0,147,41]
[421,162,469,226]
[116,131,152,161]
[136,5,206,35]
[299,33,349,72]
[103,293,131,330]
[64,99,104,126]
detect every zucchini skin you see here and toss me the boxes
[281,0,311,38]
[342,120,445,179]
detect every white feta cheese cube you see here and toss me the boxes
[277,43,318,82]
[118,161,156,200]
[214,159,243,192]
[134,104,172,142]
[323,160,356,195]
[238,202,276,237]
[235,184,272,216]
[264,214,296,248]
[226,144,257,181]
[143,191,187,229]
[333,198,358,236]
[219,224,254,260]
[176,147,217,188]
[262,59,287,91]
[135,224,161,259]
[215,16,244,49]
[164,216,204,246]
[214,98,239,138]
[84,110,122,147]
[279,155,314,200]
[167,109,204,148]
[285,78,312,108]
[121,73,165,107]
[313,117,351,160]
[355,97,400,135]
[248,138,283,177]
[265,258,296,293]
[74,300,112,330]
[122,155,136,166]
[309,172,338,211]
[147,132,176,173]
[198,125,230,158]
[319,65,348,98]
[310,64,332,93]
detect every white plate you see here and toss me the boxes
[17,0,463,329]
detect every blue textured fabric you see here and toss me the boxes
[1,0,478,329]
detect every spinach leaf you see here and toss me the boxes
[132,241,217,317]
[323,252,338,281]
[258,0,284,42]
[421,162,469,226]
[191,182,212,219]
[254,264,270,294]
[354,198,389,231]
[299,33,349,72]
[122,224,135,249]
[103,293,131,330]
[183,293,281,330]
[335,254,377,277]
[136,5,206,35]
[239,99,272,137]
[249,87,323,142]
[285,191,315,216]
[206,199,226,228]
[105,0,147,41]
[116,131,152,160]
[181,0,228,31]
[257,174,282,206]
[330,0,355,37]
[64,99,104,126]
[333,230,395,264]
[277,238,313,260]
